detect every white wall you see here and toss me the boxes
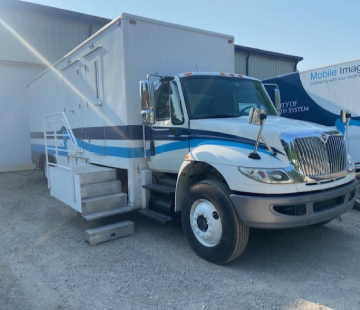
[0,1,109,171]
[0,61,45,171]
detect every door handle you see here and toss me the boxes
[169,128,179,136]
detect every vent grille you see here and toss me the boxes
[293,136,347,177]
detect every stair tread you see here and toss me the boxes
[138,209,173,224]
[72,165,114,175]
[74,165,117,185]
[143,183,175,194]
[82,192,126,202]
[81,179,122,199]
[82,179,121,186]
[83,205,132,221]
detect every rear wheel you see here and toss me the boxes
[39,156,47,177]
[181,179,249,264]
[40,155,55,179]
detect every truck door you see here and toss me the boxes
[146,80,189,172]
[82,47,106,155]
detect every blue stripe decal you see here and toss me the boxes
[32,137,277,159]
[80,139,144,158]
[31,125,284,158]
[191,139,257,150]
[31,125,284,154]
[190,139,281,158]
[152,140,189,156]
[31,144,68,157]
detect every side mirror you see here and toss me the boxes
[340,109,351,123]
[272,88,281,113]
[248,108,266,125]
[263,83,281,115]
[248,108,276,159]
[141,109,155,125]
[340,109,351,141]
[140,80,155,110]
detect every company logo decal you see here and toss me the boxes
[321,132,328,143]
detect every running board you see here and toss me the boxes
[138,209,173,224]
[142,183,175,195]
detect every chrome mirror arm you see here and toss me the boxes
[248,113,277,160]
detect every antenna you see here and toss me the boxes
[196,63,198,74]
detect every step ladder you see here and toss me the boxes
[49,164,132,220]
[43,112,134,244]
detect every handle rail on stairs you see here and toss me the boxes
[43,112,88,202]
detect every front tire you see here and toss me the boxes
[181,179,249,264]
[355,178,360,210]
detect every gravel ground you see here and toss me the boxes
[0,169,360,310]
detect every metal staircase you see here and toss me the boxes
[43,113,132,222]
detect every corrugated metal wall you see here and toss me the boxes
[235,48,301,80]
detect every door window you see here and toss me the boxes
[170,81,184,125]
[155,81,184,124]
[155,83,170,121]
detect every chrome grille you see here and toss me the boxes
[293,135,347,177]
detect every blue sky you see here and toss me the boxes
[23,0,360,71]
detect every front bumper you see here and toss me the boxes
[230,178,357,229]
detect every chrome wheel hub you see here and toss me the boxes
[190,199,222,247]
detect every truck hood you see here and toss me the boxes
[190,115,332,153]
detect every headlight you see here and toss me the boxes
[239,167,293,184]
[347,154,355,173]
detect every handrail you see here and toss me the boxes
[43,112,87,202]
[43,112,80,150]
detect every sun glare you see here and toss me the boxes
[0,16,119,136]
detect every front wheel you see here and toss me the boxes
[181,180,249,264]
[355,178,360,211]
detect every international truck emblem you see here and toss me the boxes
[321,132,328,143]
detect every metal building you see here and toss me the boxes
[0,0,109,172]
[0,0,302,172]
[235,45,303,80]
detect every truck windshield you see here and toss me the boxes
[181,76,277,119]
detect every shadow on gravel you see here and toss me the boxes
[229,222,355,270]
[5,169,357,272]
[95,207,358,271]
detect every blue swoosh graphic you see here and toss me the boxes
[32,137,279,159]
